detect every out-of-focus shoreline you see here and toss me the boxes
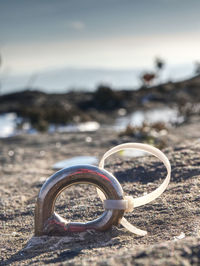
[0,74,200,132]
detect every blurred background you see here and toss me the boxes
[0,0,200,145]
[0,0,200,93]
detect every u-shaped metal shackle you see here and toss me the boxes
[35,165,125,236]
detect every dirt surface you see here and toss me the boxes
[0,123,200,265]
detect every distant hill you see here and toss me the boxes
[1,64,194,95]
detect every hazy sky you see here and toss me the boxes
[0,0,200,75]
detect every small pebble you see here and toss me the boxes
[85,136,92,143]
[118,108,127,116]
[39,150,46,157]
[8,150,14,157]
[56,142,61,148]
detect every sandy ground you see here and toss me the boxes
[0,123,200,265]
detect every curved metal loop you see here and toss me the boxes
[35,165,125,236]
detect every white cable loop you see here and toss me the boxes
[98,143,171,236]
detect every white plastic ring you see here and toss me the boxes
[98,143,171,236]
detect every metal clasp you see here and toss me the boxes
[34,165,125,236]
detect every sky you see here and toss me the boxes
[0,0,200,92]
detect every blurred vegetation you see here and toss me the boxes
[155,57,165,72]
[0,53,2,95]
[119,122,168,149]
[141,57,165,87]
[194,62,200,75]
[93,85,121,110]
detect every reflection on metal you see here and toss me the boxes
[35,165,124,236]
